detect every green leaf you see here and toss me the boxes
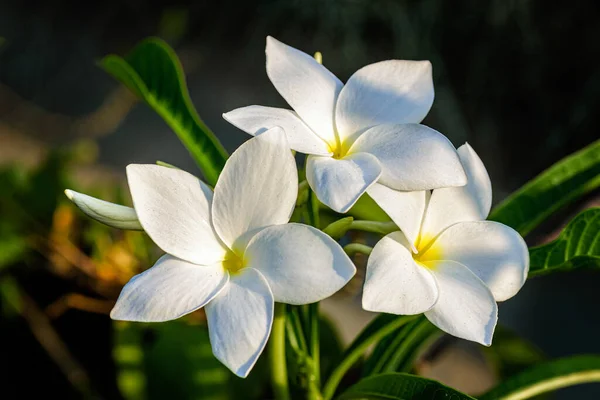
[480,355,600,400]
[528,208,600,277]
[482,325,546,380]
[322,314,419,400]
[337,372,475,400]
[489,139,600,235]
[363,316,442,377]
[100,38,228,186]
[114,321,229,400]
[0,235,28,271]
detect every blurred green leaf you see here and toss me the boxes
[100,38,228,186]
[480,355,600,400]
[0,235,28,271]
[528,208,600,277]
[0,276,22,316]
[489,139,600,236]
[114,319,269,400]
[113,322,147,400]
[337,372,475,400]
[483,325,546,380]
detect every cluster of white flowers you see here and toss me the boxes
[66,37,529,377]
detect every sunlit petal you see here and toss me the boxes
[111,255,228,322]
[205,268,273,378]
[245,223,355,304]
[362,232,439,315]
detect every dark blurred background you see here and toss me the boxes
[0,0,599,399]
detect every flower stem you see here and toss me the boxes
[270,302,291,400]
[343,243,373,257]
[348,220,398,235]
[308,302,322,400]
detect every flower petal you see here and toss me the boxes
[350,123,467,191]
[266,36,342,146]
[212,127,298,249]
[127,164,227,265]
[110,255,228,322]
[366,184,428,249]
[425,221,529,302]
[245,223,356,304]
[335,60,434,146]
[65,189,143,230]
[362,231,439,315]
[306,153,381,213]
[424,260,498,346]
[205,268,273,378]
[421,143,493,236]
[223,105,332,156]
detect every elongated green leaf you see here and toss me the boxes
[363,316,441,376]
[489,139,600,235]
[322,314,418,400]
[480,355,600,400]
[101,38,228,186]
[362,318,421,377]
[528,208,600,277]
[338,373,475,400]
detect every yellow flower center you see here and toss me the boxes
[222,251,245,275]
[412,233,443,270]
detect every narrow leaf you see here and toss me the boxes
[489,140,600,235]
[528,208,600,277]
[480,355,600,400]
[322,314,418,400]
[100,38,228,186]
[338,372,475,400]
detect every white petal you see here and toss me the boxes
[245,223,356,304]
[350,124,467,191]
[223,106,331,156]
[127,165,228,265]
[366,184,428,250]
[306,153,381,213]
[266,36,342,145]
[425,260,498,346]
[335,60,434,146]
[110,255,228,322]
[362,232,439,315]
[212,127,298,250]
[426,221,529,302]
[205,268,273,378]
[65,189,142,230]
[421,143,493,236]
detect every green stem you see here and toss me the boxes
[305,186,323,400]
[343,243,373,257]
[308,303,322,400]
[270,303,291,400]
[288,306,308,353]
[348,220,398,235]
[322,315,418,400]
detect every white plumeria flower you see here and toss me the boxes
[362,143,529,346]
[223,36,467,213]
[86,128,355,377]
